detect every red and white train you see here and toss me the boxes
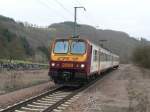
[49,37,119,85]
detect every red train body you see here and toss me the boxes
[49,38,119,85]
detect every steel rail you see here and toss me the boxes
[42,75,103,112]
[0,73,106,112]
[0,86,62,112]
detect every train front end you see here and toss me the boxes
[49,38,90,85]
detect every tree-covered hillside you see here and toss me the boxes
[49,22,143,63]
[0,15,50,62]
[0,27,33,60]
[0,15,149,63]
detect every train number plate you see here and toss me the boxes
[62,63,73,68]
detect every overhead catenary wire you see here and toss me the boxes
[37,0,95,26]
[63,0,87,24]
[74,0,82,6]
[47,0,91,27]
[37,0,98,29]
[53,0,73,16]
[36,0,70,20]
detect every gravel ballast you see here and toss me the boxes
[64,64,150,112]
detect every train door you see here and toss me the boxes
[98,48,101,74]
[90,45,94,74]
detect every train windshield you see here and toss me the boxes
[54,40,69,53]
[71,41,86,54]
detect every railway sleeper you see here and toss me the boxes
[32,102,53,106]
[27,104,48,109]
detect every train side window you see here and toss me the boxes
[109,55,111,61]
[96,50,98,61]
[100,52,104,61]
[90,45,92,54]
[103,53,105,61]
[115,57,119,61]
[105,54,107,61]
[93,50,95,61]
[93,50,97,61]
[107,55,109,61]
[108,55,110,61]
[101,53,104,61]
[114,56,117,61]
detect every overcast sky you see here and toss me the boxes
[0,0,149,40]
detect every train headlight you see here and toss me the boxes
[51,63,55,67]
[81,64,85,68]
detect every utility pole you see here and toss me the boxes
[95,26,100,38]
[73,6,86,38]
[99,39,107,48]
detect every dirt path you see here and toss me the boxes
[64,64,150,112]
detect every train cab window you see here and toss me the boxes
[54,40,69,53]
[71,41,86,54]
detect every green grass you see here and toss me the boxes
[0,59,48,65]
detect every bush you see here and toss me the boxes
[21,36,34,56]
[0,28,34,60]
[132,46,150,68]
[37,46,49,60]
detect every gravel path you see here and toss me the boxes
[0,81,54,108]
[64,64,150,112]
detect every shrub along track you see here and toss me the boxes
[0,71,109,112]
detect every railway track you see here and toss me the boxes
[0,75,104,112]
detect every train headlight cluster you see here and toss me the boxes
[51,62,55,67]
[81,64,85,68]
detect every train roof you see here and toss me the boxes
[87,40,119,57]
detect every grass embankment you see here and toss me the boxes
[132,46,150,68]
[0,69,50,95]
